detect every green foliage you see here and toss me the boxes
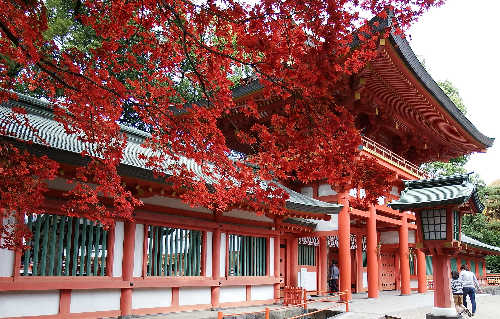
[484,185,500,220]
[438,80,467,115]
[43,0,101,51]
[462,213,500,273]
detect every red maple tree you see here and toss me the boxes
[0,0,441,249]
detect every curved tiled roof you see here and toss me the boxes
[461,233,500,254]
[230,14,494,150]
[388,174,484,213]
[0,95,341,215]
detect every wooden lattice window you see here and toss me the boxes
[146,226,203,276]
[20,214,109,276]
[421,209,447,240]
[228,234,267,276]
[453,211,460,241]
[298,244,316,266]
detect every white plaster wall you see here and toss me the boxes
[298,269,317,291]
[220,286,246,303]
[113,221,124,277]
[314,214,338,231]
[410,279,418,288]
[390,186,400,196]
[318,184,337,197]
[132,288,172,309]
[362,271,368,289]
[270,238,274,276]
[220,233,226,277]
[70,289,121,313]
[300,186,313,197]
[409,230,416,244]
[380,231,399,244]
[251,285,274,301]
[0,248,14,277]
[179,287,211,305]
[206,231,213,277]
[0,291,59,317]
[133,224,144,277]
[0,218,14,277]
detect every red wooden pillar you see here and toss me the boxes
[274,235,280,301]
[432,255,453,310]
[290,237,299,286]
[482,261,487,280]
[416,248,427,293]
[319,236,328,295]
[211,228,221,309]
[367,204,378,298]
[338,192,351,301]
[456,257,462,273]
[399,214,411,295]
[475,258,480,277]
[120,222,136,318]
[355,234,363,293]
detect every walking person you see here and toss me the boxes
[451,270,471,317]
[329,261,339,294]
[460,265,481,316]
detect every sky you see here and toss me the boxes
[406,0,500,185]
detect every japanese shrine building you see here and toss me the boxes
[0,19,498,319]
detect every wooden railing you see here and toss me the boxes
[361,136,428,178]
[486,273,500,286]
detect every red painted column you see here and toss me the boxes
[355,234,363,293]
[211,228,221,309]
[274,235,280,301]
[432,255,452,309]
[120,222,136,318]
[338,192,351,301]
[416,248,427,293]
[456,257,462,274]
[367,204,378,298]
[290,237,299,286]
[475,258,480,277]
[482,261,487,281]
[319,236,328,295]
[399,214,411,295]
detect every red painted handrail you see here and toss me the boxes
[361,136,428,178]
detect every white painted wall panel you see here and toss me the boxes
[410,279,418,288]
[220,233,226,277]
[113,221,124,277]
[314,214,338,231]
[220,286,246,303]
[251,285,274,301]
[133,224,144,277]
[206,231,213,277]
[0,291,59,317]
[380,231,399,244]
[269,238,274,276]
[0,248,14,277]
[70,289,120,313]
[0,218,14,277]
[318,184,337,197]
[179,287,211,305]
[409,230,416,244]
[298,269,317,291]
[132,288,172,309]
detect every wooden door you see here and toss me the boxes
[380,251,396,290]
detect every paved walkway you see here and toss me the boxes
[134,291,500,319]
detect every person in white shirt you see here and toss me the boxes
[459,264,480,316]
